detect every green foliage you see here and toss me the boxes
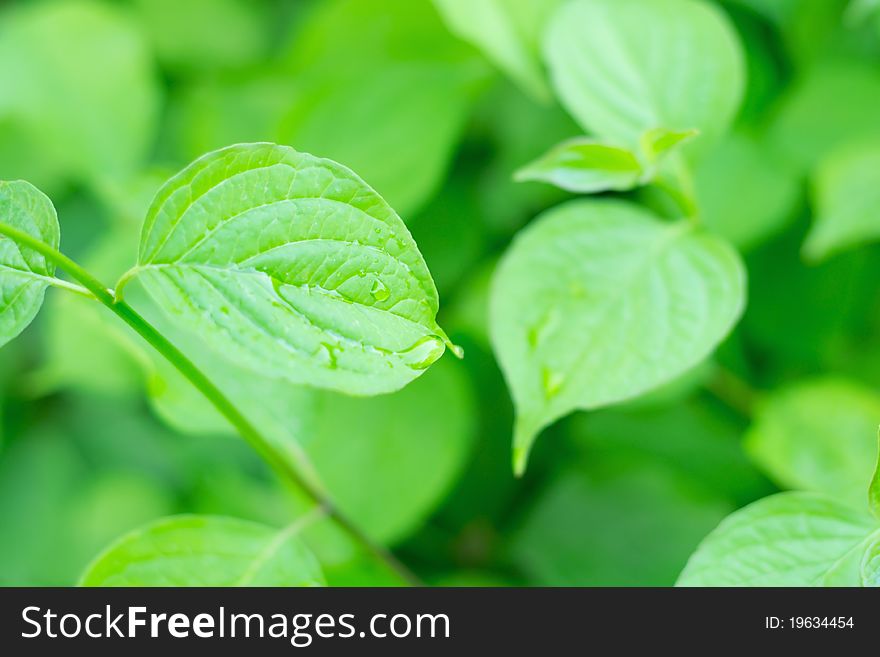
[126,143,453,396]
[432,0,564,100]
[745,379,880,507]
[0,181,59,348]
[80,515,325,586]
[2,0,880,589]
[490,200,745,472]
[544,0,743,148]
[0,0,159,188]
[805,140,880,260]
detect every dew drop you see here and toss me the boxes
[370,279,390,301]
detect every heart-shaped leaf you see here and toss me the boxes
[490,200,745,473]
[79,515,324,586]
[543,0,743,148]
[123,143,453,396]
[0,180,60,348]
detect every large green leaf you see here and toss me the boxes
[433,0,564,100]
[744,378,880,508]
[0,180,59,348]
[543,0,743,148]
[677,493,877,586]
[0,0,160,186]
[804,141,880,261]
[80,515,324,587]
[490,200,745,472]
[124,143,452,397]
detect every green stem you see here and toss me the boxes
[0,221,420,586]
[706,365,759,418]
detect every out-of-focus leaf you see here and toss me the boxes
[0,181,59,349]
[511,460,731,585]
[573,399,772,506]
[490,200,745,473]
[745,379,880,508]
[80,515,325,587]
[543,0,743,148]
[768,57,880,172]
[282,0,486,216]
[0,0,160,186]
[514,139,643,193]
[695,131,800,250]
[678,492,876,586]
[805,141,880,261]
[126,143,452,397]
[133,0,266,73]
[297,358,476,546]
[166,75,295,163]
[433,0,564,100]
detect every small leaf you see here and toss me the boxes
[639,128,699,165]
[490,199,745,473]
[79,515,324,587]
[804,140,880,261]
[125,143,451,397]
[677,492,877,586]
[744,378,880,509]
[0,180,59,348]
[514,139,643,193]
[543,0,743,148]
[433,0,564,100]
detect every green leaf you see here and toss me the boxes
[514,139,643,193]
[543,0,743,148]
[432,0,564,100]
[125,143,452,397]
[0,0,160,186]
[678,492,877,586]
[768,57,880,172]
[694,130,799,250]
[804,141,880,261]
[639,128,700,165]
[511,460,731,586]
[490,200,745,473]
[744,378,880,509]
[79,515,325,587]
[515,128,698,194]
[0,180,59,348]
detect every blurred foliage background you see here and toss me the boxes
[1,0,880,586]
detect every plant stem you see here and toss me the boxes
[0,221,420,586]
[706,365,760,418]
